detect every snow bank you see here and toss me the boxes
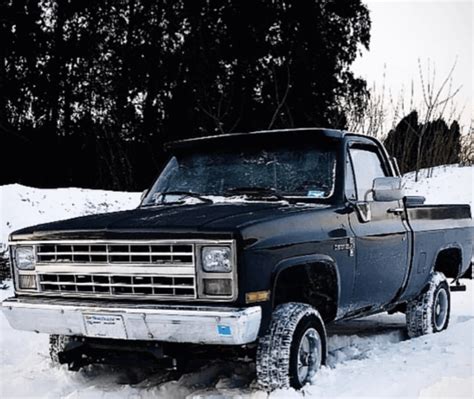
[403,165,473,212]
[0,184,140,248]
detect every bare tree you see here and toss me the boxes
[411,59,462,180]
[345,67,388,139]
[198,83,242,135]
[348,59,464,179]
[459,121,474,166]
[268,64,292,130]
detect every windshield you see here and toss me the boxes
[142,144,337,205]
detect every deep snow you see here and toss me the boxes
[1,284,472,399]
[0,165,473,398]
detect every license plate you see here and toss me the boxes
[83,313,127,339]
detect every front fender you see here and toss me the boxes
[271,254,341,310]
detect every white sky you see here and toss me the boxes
[353,0,473,131]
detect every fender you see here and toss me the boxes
[412,243,465,296]
[432,242,465,278]
[271,254,341,311]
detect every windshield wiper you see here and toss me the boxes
[144,191,213,206]
[224,187,286,201]
[160,191,214,204]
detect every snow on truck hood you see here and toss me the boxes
[9,201,328,240]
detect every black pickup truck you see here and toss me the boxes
[2,129,472,390]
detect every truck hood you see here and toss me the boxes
[10,202,328,241]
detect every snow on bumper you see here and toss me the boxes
[1,297,262,345]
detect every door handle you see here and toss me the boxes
[387,207,404,215]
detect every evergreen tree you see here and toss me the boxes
[384,111,462,174]
[1,0,371,190]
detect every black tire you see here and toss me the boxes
[406,272,451,338]
[49,334,74,365]
[256,302,327,391]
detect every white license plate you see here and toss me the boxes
[83,313,127,339]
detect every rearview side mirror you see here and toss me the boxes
[372,177,404,202]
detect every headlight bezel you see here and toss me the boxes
[10,244,38,292]
[197,243,237,301]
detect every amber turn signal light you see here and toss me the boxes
[245,290,270,304]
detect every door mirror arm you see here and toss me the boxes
[347,199,372,223]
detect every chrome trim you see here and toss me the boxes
[35,242,194,265]
[10,239,235,245]
[1,297,261,345]
[38,274,196,298]
[9,239,237,302]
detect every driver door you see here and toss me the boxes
[347,143,409,310]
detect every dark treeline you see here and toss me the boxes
[1,0,371,191]
[384,111,462,175]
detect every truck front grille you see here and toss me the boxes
[30,241,198,300]
[39,273,195,297]
[36,243,193,265]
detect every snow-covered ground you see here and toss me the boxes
[0,165,473,398]
[0,283,471,399]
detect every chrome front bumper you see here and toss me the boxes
[1,297,261,345]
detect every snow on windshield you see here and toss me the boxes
[143,145,336,205]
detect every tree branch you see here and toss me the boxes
[268,63,291,129]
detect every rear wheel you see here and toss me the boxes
[406,272,450,338]
[256,302,327,391]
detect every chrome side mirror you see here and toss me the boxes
[372,177,404,202]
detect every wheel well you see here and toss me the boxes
[434,247,462,279]
[273,262,338,322]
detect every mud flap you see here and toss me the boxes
[450,283,466,292]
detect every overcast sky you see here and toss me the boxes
[353,0,472,131]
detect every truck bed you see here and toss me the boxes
[400,203,473,301]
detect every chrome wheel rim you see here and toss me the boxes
[434,288,448,330]
[297,328,322,385]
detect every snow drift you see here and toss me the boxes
[0,184,140,249]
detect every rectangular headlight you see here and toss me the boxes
[201,246,232,273]
[19,274,37,290]
[15,246,35,270]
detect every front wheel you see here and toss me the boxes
[49,334,73,365]
[256,302,327,391]
[406,272,450,338]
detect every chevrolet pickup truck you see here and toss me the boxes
[2,128,472,390]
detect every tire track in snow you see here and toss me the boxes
[79,314,410,398]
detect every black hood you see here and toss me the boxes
[10,202,323,241]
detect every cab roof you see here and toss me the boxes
[165,128,367,152]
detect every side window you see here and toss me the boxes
[349,147,387,200]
